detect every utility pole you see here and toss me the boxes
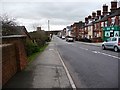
[48,20,50,31]
[48,20,52,39]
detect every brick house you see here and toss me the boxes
[71,21,84,40]
[79,17,87,39]
[102,1,120,41]
[64,0,120,42]
[71,22,79,40]
[91,4,109,42]
[87,13,96,40]
[87,22,93,40]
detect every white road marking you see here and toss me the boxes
[92,51,98,53]
[56,49,76,89]
[85,49,89,50]
[97,51,120,60]
[79,47,89,51]
[78,46,120,60]
[66,42,74,44]
[68,42,119,60]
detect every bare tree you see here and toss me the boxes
[1,14,18,36]
[1,14,17,26]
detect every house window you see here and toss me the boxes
[105,21,107,27]
[94,32,97,37]
[111,17,115,25]
[112,37,117,41]
[97,33,99,37]
[94,24,96,29]
[101,22,104,27]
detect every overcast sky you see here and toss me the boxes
[0,0,114,31]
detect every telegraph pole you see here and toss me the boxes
[48,20,50,31]
[48,20,52,39]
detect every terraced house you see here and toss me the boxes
[102,1,120,41]
[86,1,120,42]
[62,0,120,43]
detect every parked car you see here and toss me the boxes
[66,36,74,42]
[102,37,120,52]
[79,37,91,42]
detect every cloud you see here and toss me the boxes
[1,0,110,3]
[1,0,111,31]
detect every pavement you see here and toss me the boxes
[3,40,72,88]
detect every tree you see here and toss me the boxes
[29,30,50,46]
[1,14,18,36]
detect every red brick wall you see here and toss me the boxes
[2,36,28,85]
[2,36,28,71]
[115,16,119,25]
[15,39,27,70]
[2,44,17,85]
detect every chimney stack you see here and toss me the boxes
[85,17,88,24]
[118,1,120,8]
[110,0,117,13]
[37,27,41,31]
[88,15,92,19]
[102,4,108,15]
[97,10,101,16]
[92,12,96,18]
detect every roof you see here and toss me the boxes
[94,8,120,23]
[86,23,92,26]
[98,15,109,22]
[95,16,104,23]
[85,21,96,27]
[109,8,120,17]
[1,35,27,39]
[16,26,31,39]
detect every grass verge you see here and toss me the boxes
[28,44,48,63]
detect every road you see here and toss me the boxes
[53,35,119,88]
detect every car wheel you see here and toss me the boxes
[114,46,119,52]
[102,45,106,50]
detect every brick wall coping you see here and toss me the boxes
[0,44,12,47]
[1,35,27,39]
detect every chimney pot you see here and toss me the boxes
[102,4,108,15]
[97,10,101,16]
[111,0,117,13]
[88,15,92,19]
[118,1,120,8]
[92,12,96,18]
[85,17,88,24]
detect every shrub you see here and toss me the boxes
[29,31,50,47]
[25,40,40,56]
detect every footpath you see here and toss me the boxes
[3,41,72,88]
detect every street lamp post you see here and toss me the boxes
[48,20,50,31]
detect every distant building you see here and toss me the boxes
[37,27,42,31]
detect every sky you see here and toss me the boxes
[0,0,114,32]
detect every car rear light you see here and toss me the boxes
[118,42,120,46]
